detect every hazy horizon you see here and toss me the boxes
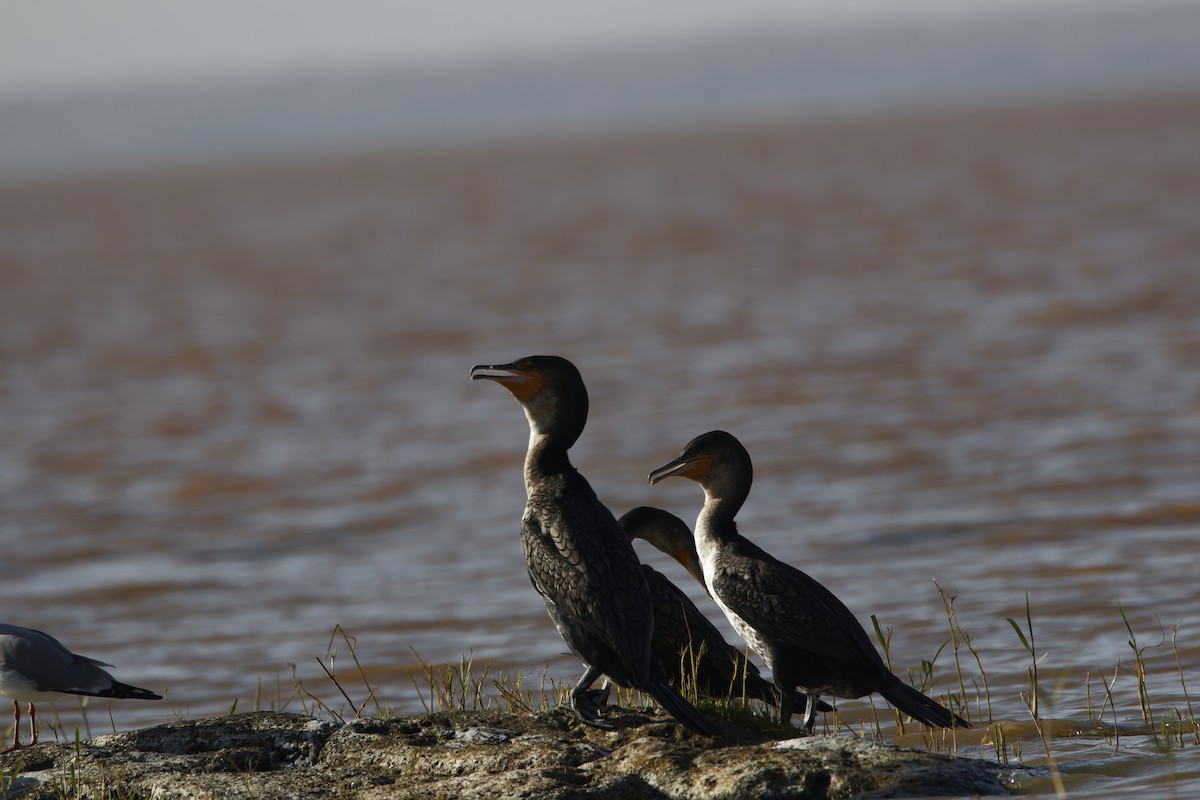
[3,0,1197,182]
[0,0,1175,99]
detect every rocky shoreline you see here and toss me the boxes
[1,708,1020,799]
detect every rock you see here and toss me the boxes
[0,708,1019,799]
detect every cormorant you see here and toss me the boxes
[648,430,969,732]
[0,623,162,752]
[619,506,831,718]
[471,356,715,736]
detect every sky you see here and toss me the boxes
[0,0,1159,98]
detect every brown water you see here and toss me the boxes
[2,90,1198,796]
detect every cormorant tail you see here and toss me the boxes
[645,680,718,737]
[878,678,969,729]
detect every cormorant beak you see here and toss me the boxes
[648,453,710,485]
[470,363,542,399]
[673,548,709,594]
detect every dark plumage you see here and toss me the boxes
[648,430,969,732]
[619,506,831,718]
[471,356,715,736]
[0,623,162,752]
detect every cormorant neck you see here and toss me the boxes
[517,389,584,483]
[694,493,741,588]
[694,456,751,540]
[697,491,744,538]
[524,430,575,485]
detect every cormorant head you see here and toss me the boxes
[618,506,707,590]
[470,355,589,448]
[647,430,753,508]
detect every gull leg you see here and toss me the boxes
[2,700,20,753]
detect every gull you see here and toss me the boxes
[0,623,162,752]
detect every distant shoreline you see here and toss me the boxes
[2,1,1198,183]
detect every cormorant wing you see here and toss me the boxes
[520,478,654,682]
[647,569,750,663]
[709,538,885,669]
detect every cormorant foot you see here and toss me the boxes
[569,699,620,729]
[580,685,611,709]
[571,684,614,724]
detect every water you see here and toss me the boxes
[1,90,1198,796]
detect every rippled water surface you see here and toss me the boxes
[2,91,1198,796]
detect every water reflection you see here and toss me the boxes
[1,92,1197,794]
